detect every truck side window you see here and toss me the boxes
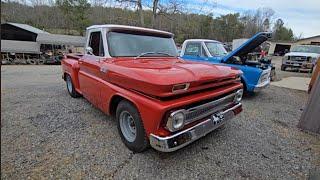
[185,43,201,56]
[89,32,104,57]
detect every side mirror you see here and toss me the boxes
[86,47,93,55]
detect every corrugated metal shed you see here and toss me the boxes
[36,33,85,47]
[1,40,40,54]
[6,22,49,34]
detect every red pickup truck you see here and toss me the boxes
[61,25,243,152]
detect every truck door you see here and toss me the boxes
[181,42,209,62]
[78,30,105,108]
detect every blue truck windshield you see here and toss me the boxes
[205,42,227,56]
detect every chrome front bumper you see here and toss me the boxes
[149,103,242,152]
[283,61,314,69]
[254,68,271,92]
[253,78,270,92]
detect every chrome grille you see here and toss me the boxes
[290,56,307,61]
[184,93,236,125]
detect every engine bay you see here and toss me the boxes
[227,55,271,70]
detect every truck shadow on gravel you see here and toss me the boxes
[242,91,262,100]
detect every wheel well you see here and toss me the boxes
[109,95,126,117]
[240,77,247,91]
[63,72,68,81]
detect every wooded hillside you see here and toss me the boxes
[1,0,295,43]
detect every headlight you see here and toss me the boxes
[311,57,317,64]
[166,111,185,132]
[234,89,243,103]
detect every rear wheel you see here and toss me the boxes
[281,65,286,71]
[116,100,149,152]
[65,74,81,98]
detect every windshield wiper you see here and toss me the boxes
[135,52,176,58]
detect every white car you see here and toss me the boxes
[281,45,320,72]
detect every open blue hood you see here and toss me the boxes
[222,32,272,62]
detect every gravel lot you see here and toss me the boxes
[1,64,319,179]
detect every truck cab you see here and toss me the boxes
[61,25,243,152]
[180,32,273,92]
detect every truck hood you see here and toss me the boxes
[222,32,272,62]
[105,58,241,98]
[284,52,320,58]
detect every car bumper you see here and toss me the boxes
[149,103,242,152]
[283,61,313,69]
[253,78,270,92]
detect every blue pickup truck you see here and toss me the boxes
[180,32,273,92]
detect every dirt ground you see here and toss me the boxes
[1,63,319,179]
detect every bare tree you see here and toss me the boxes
[117,0,144,26]
[137,0,144,26]
[152,0,159,28]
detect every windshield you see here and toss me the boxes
[291,45,320,54]
[205,42,228,56]
[107,32,177,57]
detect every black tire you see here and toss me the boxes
[310,66,314,73]
[65,74,81,98]
[38,58,45,65]
[281,65,286,71]
[270,69,276,81]
[116,100,149,152]
[27,58,38,65]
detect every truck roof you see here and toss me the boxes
[183,39,222,43]
[87,24,173,37]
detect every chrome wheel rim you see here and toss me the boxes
[66,76,73,93]
[119,111,136,142]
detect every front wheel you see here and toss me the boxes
[270,68,276,81]
[65,74,81,98]
[281,65,286,71]
[116,100,149,152]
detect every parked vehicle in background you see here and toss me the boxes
[61,25,244,152]
[180,32,273,93]
[281,45,320,72]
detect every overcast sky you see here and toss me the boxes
[197,0,320,38]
